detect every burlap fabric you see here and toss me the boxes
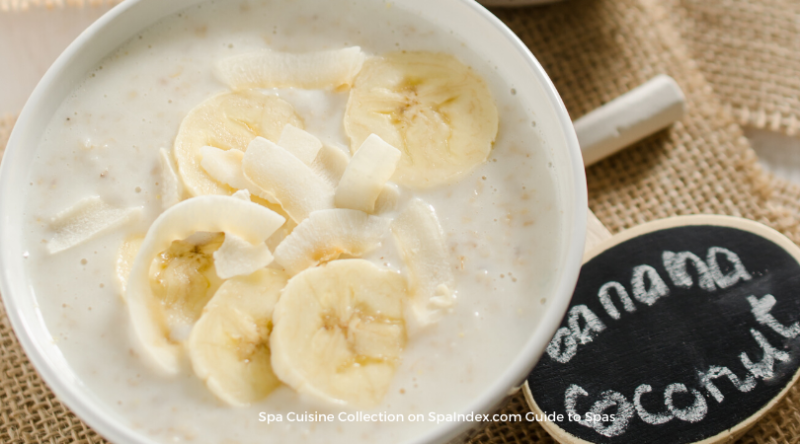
[665,0,800,137]
[2,0,800,443]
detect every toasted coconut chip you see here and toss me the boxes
[159,148,184,209]
[126,195,285,374]
[374,183,401,214]
[47,196,142,254]
[242,137,334,223]
[216,46,366,90]
[273,209,390,276]
[115,235,144,298]
[199,146,278,204]
[311,142,350,187]
[391,198,455,327]
[213,232,274,279]
[278,124,323,166]
[334,134,401,214]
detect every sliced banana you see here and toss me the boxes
[391,199,455,327]
[273,209,390,276]
[213,232,273,280]
[189,268,287,406]
[150,232,225,340]
[278,124,323,166]
[174,90,302,198]
[216,47,366,91]
[48,196,142,254]
[344,51,498,188]
[126,195,285,374]
[115,235,144,298]
[242,137,334,223]
[334,134,401,214]
[270,259,406,407]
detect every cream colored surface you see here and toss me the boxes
[0,5,113,114]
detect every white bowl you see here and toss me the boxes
[0,0,587,443]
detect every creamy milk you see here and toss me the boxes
[22,0,564,442]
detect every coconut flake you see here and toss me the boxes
[242,137,334,223]
[391,198,455,326]
[335,134,401,213]
[213,233,274,279]
[216,46,366,90]
[273,209,390,276]
[199,146,278,203]
[159,148,184,209]
[48,196,142,254]
[278,124,323,166]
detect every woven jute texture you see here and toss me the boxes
[664,0,800,137]
[2,0,800,443]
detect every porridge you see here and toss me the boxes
[21,0,564,442]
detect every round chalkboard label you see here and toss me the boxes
[526,216,800,444]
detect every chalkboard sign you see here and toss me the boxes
[526,216,800,444]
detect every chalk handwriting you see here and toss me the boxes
[662,250,716,291]
[697,366,756,403]
[599,281,637,320]
[707,246,752,289]
[631,265,669,306]
[633,384,673,425]
[747,294,800,339]
[740,329,791,379]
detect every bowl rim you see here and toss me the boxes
[0,1,587,443]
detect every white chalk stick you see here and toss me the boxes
[479,0,563,6]
[575,74,685,166]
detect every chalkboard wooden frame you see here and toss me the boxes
[524,215,800,444]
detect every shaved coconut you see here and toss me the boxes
[273,209,390,276]
[335,134,401,213]
[311,143,350,187]
[48,196,142,254]
[242,137,334,223]
[159,148,184,209]
[231,189,251,201]
[375,183,401,214]
[115,235,144,298]
[213,232,274,279]
[199,146,277,203]
[216,46,366,90]
[391,198,455,326]
[126,195,285,374]
[278,124,322,166]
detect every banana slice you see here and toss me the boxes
[174,90,302,198]
[159,148,184,209]
[273,209,390,276]
[213,232,273,280]
[48,196,142,254]
[344,51,499,188]
[278,124,322,166]
[189,268,287,406]
[150,232,226,339]
[126,196,285,374]
[334,134,401,214]
[391,199,455,327]
[216,47,366,90]
[115,235,144,298]
[270,259,407,407]
[242,137,334,223]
